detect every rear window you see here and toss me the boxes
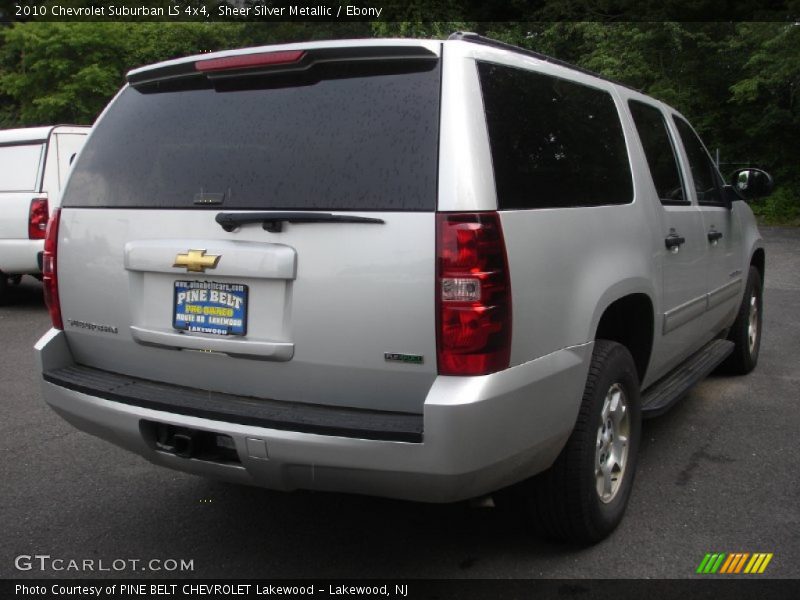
[63,61,440,211]
[0,143,44,192]
[477,62,633,209]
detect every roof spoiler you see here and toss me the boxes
[127,45,439,89]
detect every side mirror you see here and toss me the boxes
[729,168,774,202]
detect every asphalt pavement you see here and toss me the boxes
[1,227,798,580]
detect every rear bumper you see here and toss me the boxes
[36,328,591,502]
[0,239,42,275]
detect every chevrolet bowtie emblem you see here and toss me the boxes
[173,249,221,273]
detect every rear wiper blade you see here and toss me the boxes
[215,211,385,233]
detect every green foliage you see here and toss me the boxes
[750,187,800,226]
[371,21,472,39]
[0,22,250,125]
[727,23,800,193]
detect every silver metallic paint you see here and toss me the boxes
[36,38,765,501]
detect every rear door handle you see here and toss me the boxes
[665,234,686,250]
[707,230,723,242]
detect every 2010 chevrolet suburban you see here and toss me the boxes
[35,34,773,543]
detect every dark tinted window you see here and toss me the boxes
[673,116,723,205]
[628,100,686,204]
[63,63,440,210]
[477,62,632,209]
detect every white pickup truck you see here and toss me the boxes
[0,125,89,303]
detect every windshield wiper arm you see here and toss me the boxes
[216,211,385,233]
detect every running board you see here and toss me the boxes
[641,339,734,418]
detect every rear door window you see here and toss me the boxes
[0,144,44,192]
[628,100,686,205]
[63,62,441,211]
[477,61,633,210]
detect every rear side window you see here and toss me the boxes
[0,144,44,192]
[63,62,440,211]
[628,100,686,205]
[673,116,723,205]
[477,62,632,210]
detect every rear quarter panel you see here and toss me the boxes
[500,206,657,367]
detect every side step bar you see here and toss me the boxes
[641,339,734,418]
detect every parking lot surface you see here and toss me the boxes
[1,227,798,579]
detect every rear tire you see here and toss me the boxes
[718,266,762,375]
[509,340,641,544]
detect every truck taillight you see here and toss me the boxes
[436,212,512,376]
[43,208,63,330]
[28,197,49,240]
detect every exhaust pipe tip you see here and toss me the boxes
[172,433,195,458]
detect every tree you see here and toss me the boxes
[0,22,248,125]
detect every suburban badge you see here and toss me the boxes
[173,249,221,273]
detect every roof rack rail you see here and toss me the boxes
[448,31,642,93]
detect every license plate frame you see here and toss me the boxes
[173,280,249,337]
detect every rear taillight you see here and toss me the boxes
[436,212,512,376]
[43,208,63,330]
[28,197,49,240]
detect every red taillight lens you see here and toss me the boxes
[28,197,49,240]
[195,50,306,72]
[43,208,63,330]
[436,212,512,376]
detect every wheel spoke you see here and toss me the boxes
[611,399,626,429]
[609,389,620,412]
[613,434,628,457]
[601,462,613,497]
[747,292,759,354]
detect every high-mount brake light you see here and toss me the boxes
[436,212,512,376]
[195,50,306,72]
[42,208,63,330]
[28,197,49,240]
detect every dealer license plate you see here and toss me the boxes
[173,280,248,336]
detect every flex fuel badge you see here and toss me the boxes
[385,353,424,365]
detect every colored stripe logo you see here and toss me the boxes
[697,552,773,574]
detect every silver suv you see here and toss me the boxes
[35,34,772,543]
